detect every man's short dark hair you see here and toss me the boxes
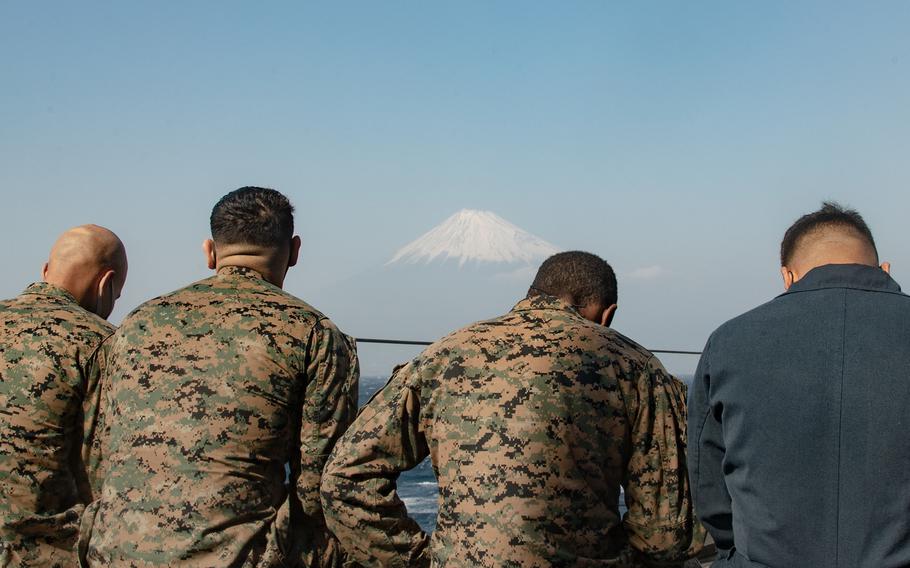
[528,251,617,307]
[780,201,877,266]
[210,187,295,248]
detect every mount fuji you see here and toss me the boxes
[388,209,560,267]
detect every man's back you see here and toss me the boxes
[690,264,910,567]
[323,295,694,567]
[0,283,114,567]
[82,266,359,567]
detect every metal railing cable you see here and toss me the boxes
[354,337,701,356]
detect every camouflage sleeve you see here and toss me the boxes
[77,337,113,502]
[622,356,699,566]
[687,339,734,552]
[320,363,431,568]
[287,320,361,566]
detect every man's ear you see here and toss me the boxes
[42,262,50,281]
[288,236,301,268]
[600,304,617,327]
[780,266,795,290]
[95,269,116,319]
[202,239,217,270]
[881,261,891,274]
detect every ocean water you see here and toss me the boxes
[357,374,697,533]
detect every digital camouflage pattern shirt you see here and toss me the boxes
[79,266,359,567]
[0,282,114,568]
[322,295,698,568]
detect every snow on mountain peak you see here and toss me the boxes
[387,209,560,267]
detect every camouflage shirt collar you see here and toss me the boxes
[511,294,582,317]
[216,265,266,281]
[23,282,79,305]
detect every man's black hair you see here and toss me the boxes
[780,201,877,266]
[528,251,617,307]
[210,187,295,248]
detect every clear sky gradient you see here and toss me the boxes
[2,2,908,375]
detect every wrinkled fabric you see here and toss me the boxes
[322,294,698,567]
[81,266,359,567]
[0,283,114,567]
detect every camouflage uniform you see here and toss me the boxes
[321,295,698,567]
[79,266,359,567]
[0,283,114,567]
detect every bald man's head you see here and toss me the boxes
[779,202,887,289]
[43,225,127,319]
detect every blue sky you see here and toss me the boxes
[2,2,908,375]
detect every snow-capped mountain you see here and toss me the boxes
[388,209,560,266]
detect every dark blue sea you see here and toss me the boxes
[356,374,693,533]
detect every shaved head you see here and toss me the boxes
[43,225,127,319]
[47,225,127,281]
